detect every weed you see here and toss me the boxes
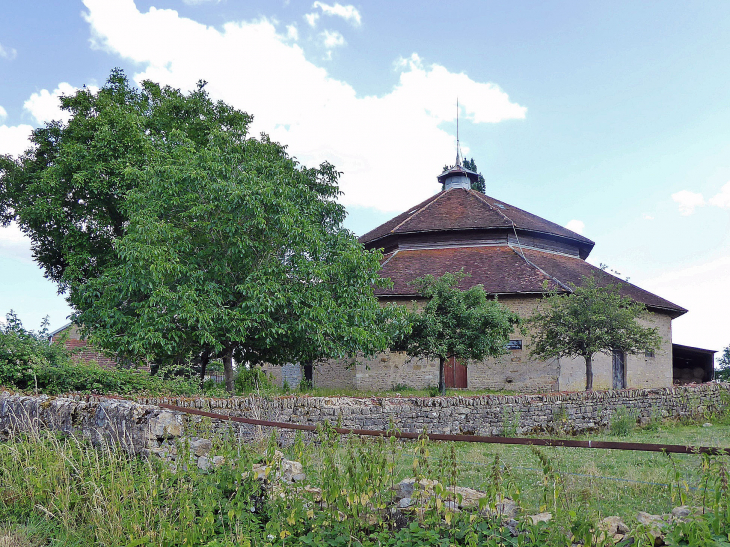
[551,403,569,434]
[609,406,637,436]
[501,406,520,437]
[234,365,274,394]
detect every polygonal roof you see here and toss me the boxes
[359,188,594,251]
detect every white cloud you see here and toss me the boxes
[23,82,78,125]
[0,42,17,60]
[641,255,730,357]
[0,222,33,263]
[0,106,6,123]
[81,0,526,211]
[642,213,654,220]
[312,2,361,26]
[709,181,730,209]
[321,29,345,49]
[286,24,298,41]
[305,12,319,27]
[0,123,33,158]
[564,219,584,235]
[671,190,705,216]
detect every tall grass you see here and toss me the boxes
[1,419,729,546]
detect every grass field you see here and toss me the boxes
[1,410,729,546]
[293,415,730,521]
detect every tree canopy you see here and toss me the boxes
[0,69,250,292]
[393,270,519,395]
[526,275,662,391]
[0,70,392,391]
[716,345,730,381]
[462,158,486,193]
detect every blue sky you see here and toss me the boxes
[1,1,729,355]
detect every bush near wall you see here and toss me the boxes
[0,312,209,397]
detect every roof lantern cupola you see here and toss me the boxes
[437,99,480,191]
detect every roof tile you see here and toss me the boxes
[360,188,594,247]
[376,245,686,316]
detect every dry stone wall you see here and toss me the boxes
[2,384,728,451]
[0,391,183,454]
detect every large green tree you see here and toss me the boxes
[394,271,519,395]
[0,69,249,291]
[0,70,392,391]
[526,276,662,391]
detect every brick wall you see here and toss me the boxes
[51,324,121,370]
[63,339,120,370]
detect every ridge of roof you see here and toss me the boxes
[48,321,74,338]
[390,190,449,234]
[507,244,574,293]
[358,192,443,244]
[472,190,594,246]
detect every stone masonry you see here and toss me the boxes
[264,295,675,394]
[2,384,727,452]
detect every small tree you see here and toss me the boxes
[716,345,730,381]
[526,276,662,391]
[0,311,70,390]
[394,271,519,395]
[462,158,486,193]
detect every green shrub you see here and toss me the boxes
[609,406,637,436]
[234,365,273,394]
[0,310,205,397]
[33,360,202,396]
[0,311,70,390]
[427,385,440,397]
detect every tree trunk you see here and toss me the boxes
[223,350,235,394]
[198,349,210,386]
[439,356,446,396]
[585,354,593,391]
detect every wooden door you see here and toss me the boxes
[444,356,468,389]
[612,350,626,389]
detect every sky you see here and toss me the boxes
[0,1,729,358]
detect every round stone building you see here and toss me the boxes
[267,156,716,393]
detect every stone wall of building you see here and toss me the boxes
[557,312,673,391]
[3,383,720,451]
[291,295,677,394]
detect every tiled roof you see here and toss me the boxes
[376,245,687,317]
[359,188,594,247]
